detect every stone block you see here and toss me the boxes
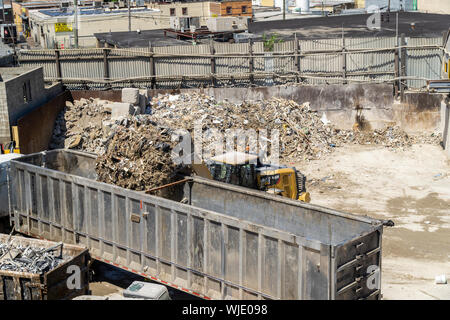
[106,102,134,119]
[122,88,140,105]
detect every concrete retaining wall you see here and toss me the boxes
[442,97,450,157]
[147,84,443,133]
[17,91,71,154]
[70,84,445,133]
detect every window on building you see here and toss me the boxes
[242,5,247,13]
[170,8,175,16]
[226,6,232,15]
[182,7,188,15]
[23,80,32,103]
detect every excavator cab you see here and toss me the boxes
[205,151,310,203]
[206,152,259,189]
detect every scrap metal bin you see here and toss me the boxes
[0,234,90,300]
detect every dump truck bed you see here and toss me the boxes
[8,149,383,300]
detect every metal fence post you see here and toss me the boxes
[55,49,62,83]
[394,36,400,97]
[400,33,406,101]
[210,38,216,87]
[103,48,110,89]
[149,42,156,89]
[342,32,347,84]
[249,38,254,86]
[294,33,301,83]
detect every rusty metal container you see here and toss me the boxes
[0,234,90,300]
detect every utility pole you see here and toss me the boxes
[73,0,78,48]
[1,0,16,53]
[387,0,391,21]
[282,0,285,20]
[1,0,6,33]
[128,0,131,32]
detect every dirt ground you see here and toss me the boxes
[294,144,450,300]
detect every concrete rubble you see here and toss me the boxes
[95,117,179,191]
[49,91,442,191]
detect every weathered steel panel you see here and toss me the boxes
[406,37,443,89]
[16,37,443,89]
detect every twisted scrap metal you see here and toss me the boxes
[0,235,67,274]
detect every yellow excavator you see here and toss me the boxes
[1,127,21,154]
[192,151,311,203]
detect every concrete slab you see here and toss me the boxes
[106,102,133,119]
[122,88,139,105]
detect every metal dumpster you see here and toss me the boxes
[0,234,90,300]
[8,149,384,300]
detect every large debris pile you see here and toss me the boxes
[49,92,442,191]
[149,93,345,161]
[148,93,441,161]
[95,117,178,191]
[50,97,112,154]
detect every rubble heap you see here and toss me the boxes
[149,93,345,161]
[348,125,442,149]
[49,92,442,191]
[50,93,179,190]
[50,97,112,154]
[95,117,178,191]
[148,93,441,161]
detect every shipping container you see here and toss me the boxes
[8,149,384,300]
[0,233,90,300]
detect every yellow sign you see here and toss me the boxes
[55,23,72,33]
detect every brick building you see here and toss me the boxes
[220,0,253,16]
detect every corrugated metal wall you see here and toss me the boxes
[406,37,443,89]
[17,35,443,90]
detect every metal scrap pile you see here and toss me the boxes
[0,240,67,274]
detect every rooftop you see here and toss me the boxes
[249,12,450,39]
[0,66,40,82]
[38,7,152,17]
[95,29,193,48]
